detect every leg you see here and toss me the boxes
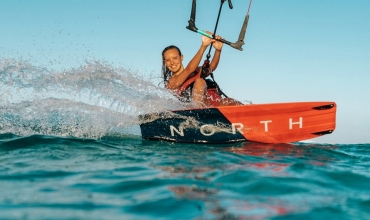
[192,78,210,107]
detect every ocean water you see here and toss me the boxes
[1,59,370,219]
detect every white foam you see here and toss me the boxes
[0,58,189,138]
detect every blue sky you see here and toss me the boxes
[1,0,369,144]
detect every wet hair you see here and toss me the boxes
[161,45,182,86]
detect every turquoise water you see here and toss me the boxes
[1,60,370,219]
[1,134,369,219]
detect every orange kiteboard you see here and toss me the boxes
[139,102,336,144]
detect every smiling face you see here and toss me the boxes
[163,48,184,75]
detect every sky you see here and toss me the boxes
[1,0,369,144]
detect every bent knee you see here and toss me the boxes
[193,78,207,88]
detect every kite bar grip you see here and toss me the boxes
[229,14,250,51]
[186,0,197,31]
[197,30,240,51]
[238,14,249,44]
[186,0,244,51]
[186,20,198,33]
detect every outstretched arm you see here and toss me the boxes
[166,44,207,89]
[209,35,224,72]
[166,34,215,89]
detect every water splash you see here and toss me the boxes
[0,58,188,138]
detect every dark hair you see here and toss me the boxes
[161,45,182,86]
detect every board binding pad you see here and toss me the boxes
[139,102,337,144]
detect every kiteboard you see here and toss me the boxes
[139,102,337,144]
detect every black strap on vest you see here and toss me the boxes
[201,60,228,98]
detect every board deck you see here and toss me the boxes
[139,102,337,144]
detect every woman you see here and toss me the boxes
[162,33,242,107]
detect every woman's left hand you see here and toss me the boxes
[212,35,224,51]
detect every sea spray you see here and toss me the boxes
[0,58,188,138]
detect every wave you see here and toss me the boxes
[0,58,189,138]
